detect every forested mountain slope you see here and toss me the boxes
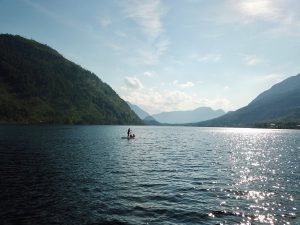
[0,34,142,124]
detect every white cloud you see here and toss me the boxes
[180,82,194,88]
[123,0,166,39]
[265,14,300,36]
[223,86,230,91]
[144,71,155,77]
[132,37,170,65]
[124,77,144,90]
[173,81,195,88]
[121,0,170,65]
[100,18,112,27]
[121,88,232,114]
[191,53,222,63]
[154,36,170,56]
[136,49,158,65]
[243,54,264,65]
[231,0,300,30]
[236,0,281,21]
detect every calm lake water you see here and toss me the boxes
[0,125,299,225]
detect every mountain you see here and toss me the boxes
[126,102,160,125]
[143,115,161,125]
[126,101,150,119]
[197,74,300,128]
[152,107,225,124]
[0,34,142,124]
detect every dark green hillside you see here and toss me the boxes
[197,74,300,128]
[0,34,142,124]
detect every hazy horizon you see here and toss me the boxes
[1,0,299,114]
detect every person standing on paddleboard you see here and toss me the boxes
[127,128,131,138]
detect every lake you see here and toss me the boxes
[0,125,299,225]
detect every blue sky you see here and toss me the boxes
[1,0,300,113]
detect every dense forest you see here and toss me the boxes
[0,34,142,125]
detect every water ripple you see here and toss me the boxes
[0,125,299,224]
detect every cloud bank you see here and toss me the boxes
[121,78,231,114]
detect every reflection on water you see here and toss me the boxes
[0,125,299,224]
[222,129,299,225]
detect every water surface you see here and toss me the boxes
[0,125,299,224]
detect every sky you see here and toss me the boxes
[1,0,300,114]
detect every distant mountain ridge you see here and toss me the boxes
[197,74,300,128]
[143,115,161,125]
[152,107,225,124]
[0,34,142,124]
[126,102,160,125]
[126,102,150,119]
